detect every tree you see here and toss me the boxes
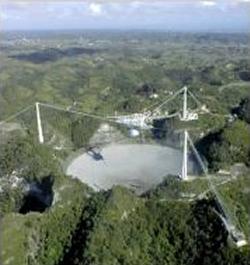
[222,120,250,163]
[239,97,250,124]
[198,120,250,171]
[0,135,59,181]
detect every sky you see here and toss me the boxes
[0,0,250,32]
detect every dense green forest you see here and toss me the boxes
[0,31,250,265]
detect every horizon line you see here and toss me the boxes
[1,28,250,34]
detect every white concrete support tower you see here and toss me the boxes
[182,86,188,121]
[35,102,44,144]
[181,129,188,181]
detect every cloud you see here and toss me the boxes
[0,10,21,21]
[0,10,8,20]
[130,1,142,8]
[1,0,249,32]
[200,1,217,7]
[89,3,103,16]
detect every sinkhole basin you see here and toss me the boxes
[66,144,197,194]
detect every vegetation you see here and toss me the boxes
[198,119,250,171]
[237,96,250,124]
[57,186,250,265]
[0,135,59,182]
[2,177,92,265]
[1,32,249,121]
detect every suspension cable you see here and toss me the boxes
[39,102,117,123]
[150,87,185,116]
[187,90,203,108]
[187,132,234,226]
[0,104,34,126]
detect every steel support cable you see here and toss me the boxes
[187,132,234,226]
[187,90,203,108]
[39,102,116,123]
[0,104,34,126]
[144,87,184,114]
[40,102,182,135]
[69,87,184,122]
[44,104,174,132]
[75,100,137,118]
[150,87,185,116]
